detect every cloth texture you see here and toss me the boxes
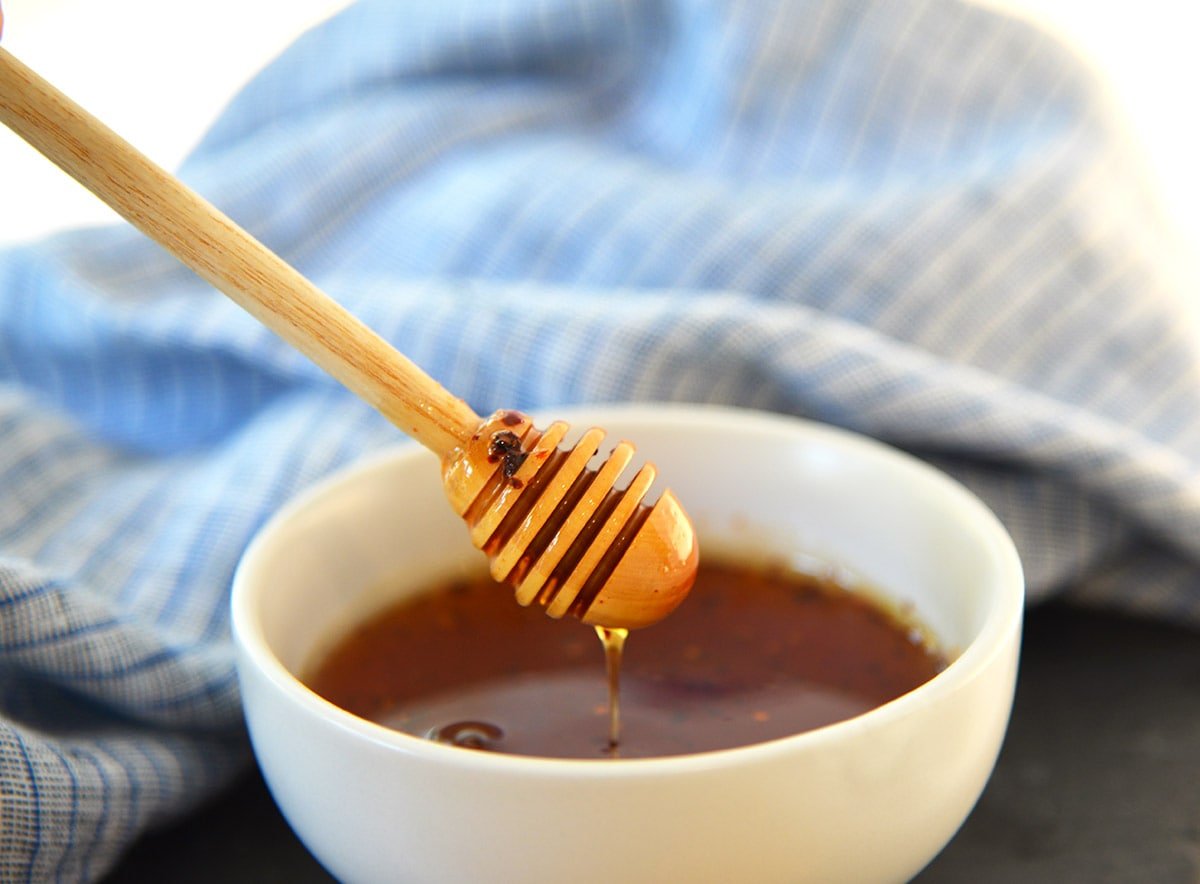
[2,0,1198,878]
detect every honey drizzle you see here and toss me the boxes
[595,625,628,755]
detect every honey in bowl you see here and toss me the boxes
[305,559,947,759]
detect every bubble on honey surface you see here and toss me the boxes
[426,720,504,751]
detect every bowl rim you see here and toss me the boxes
[231,403,1024,778]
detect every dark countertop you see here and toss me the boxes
[104,602,1200,883]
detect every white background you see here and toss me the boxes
[1,0,1198,275]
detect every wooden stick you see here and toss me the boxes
[0,46,479,456]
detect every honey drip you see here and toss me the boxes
[595,626,628,755]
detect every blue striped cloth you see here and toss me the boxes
[2,0,1197,878]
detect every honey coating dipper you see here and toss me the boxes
[0,46,698,630]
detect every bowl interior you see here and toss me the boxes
[238,406,1021,700]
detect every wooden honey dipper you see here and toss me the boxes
[0,45,698,630]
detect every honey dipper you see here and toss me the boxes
[0,46,698,630]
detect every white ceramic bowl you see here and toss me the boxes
[232,405,1023,884]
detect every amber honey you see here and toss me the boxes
[306,561,946,759]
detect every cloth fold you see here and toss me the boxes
[2,0,1197,878]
